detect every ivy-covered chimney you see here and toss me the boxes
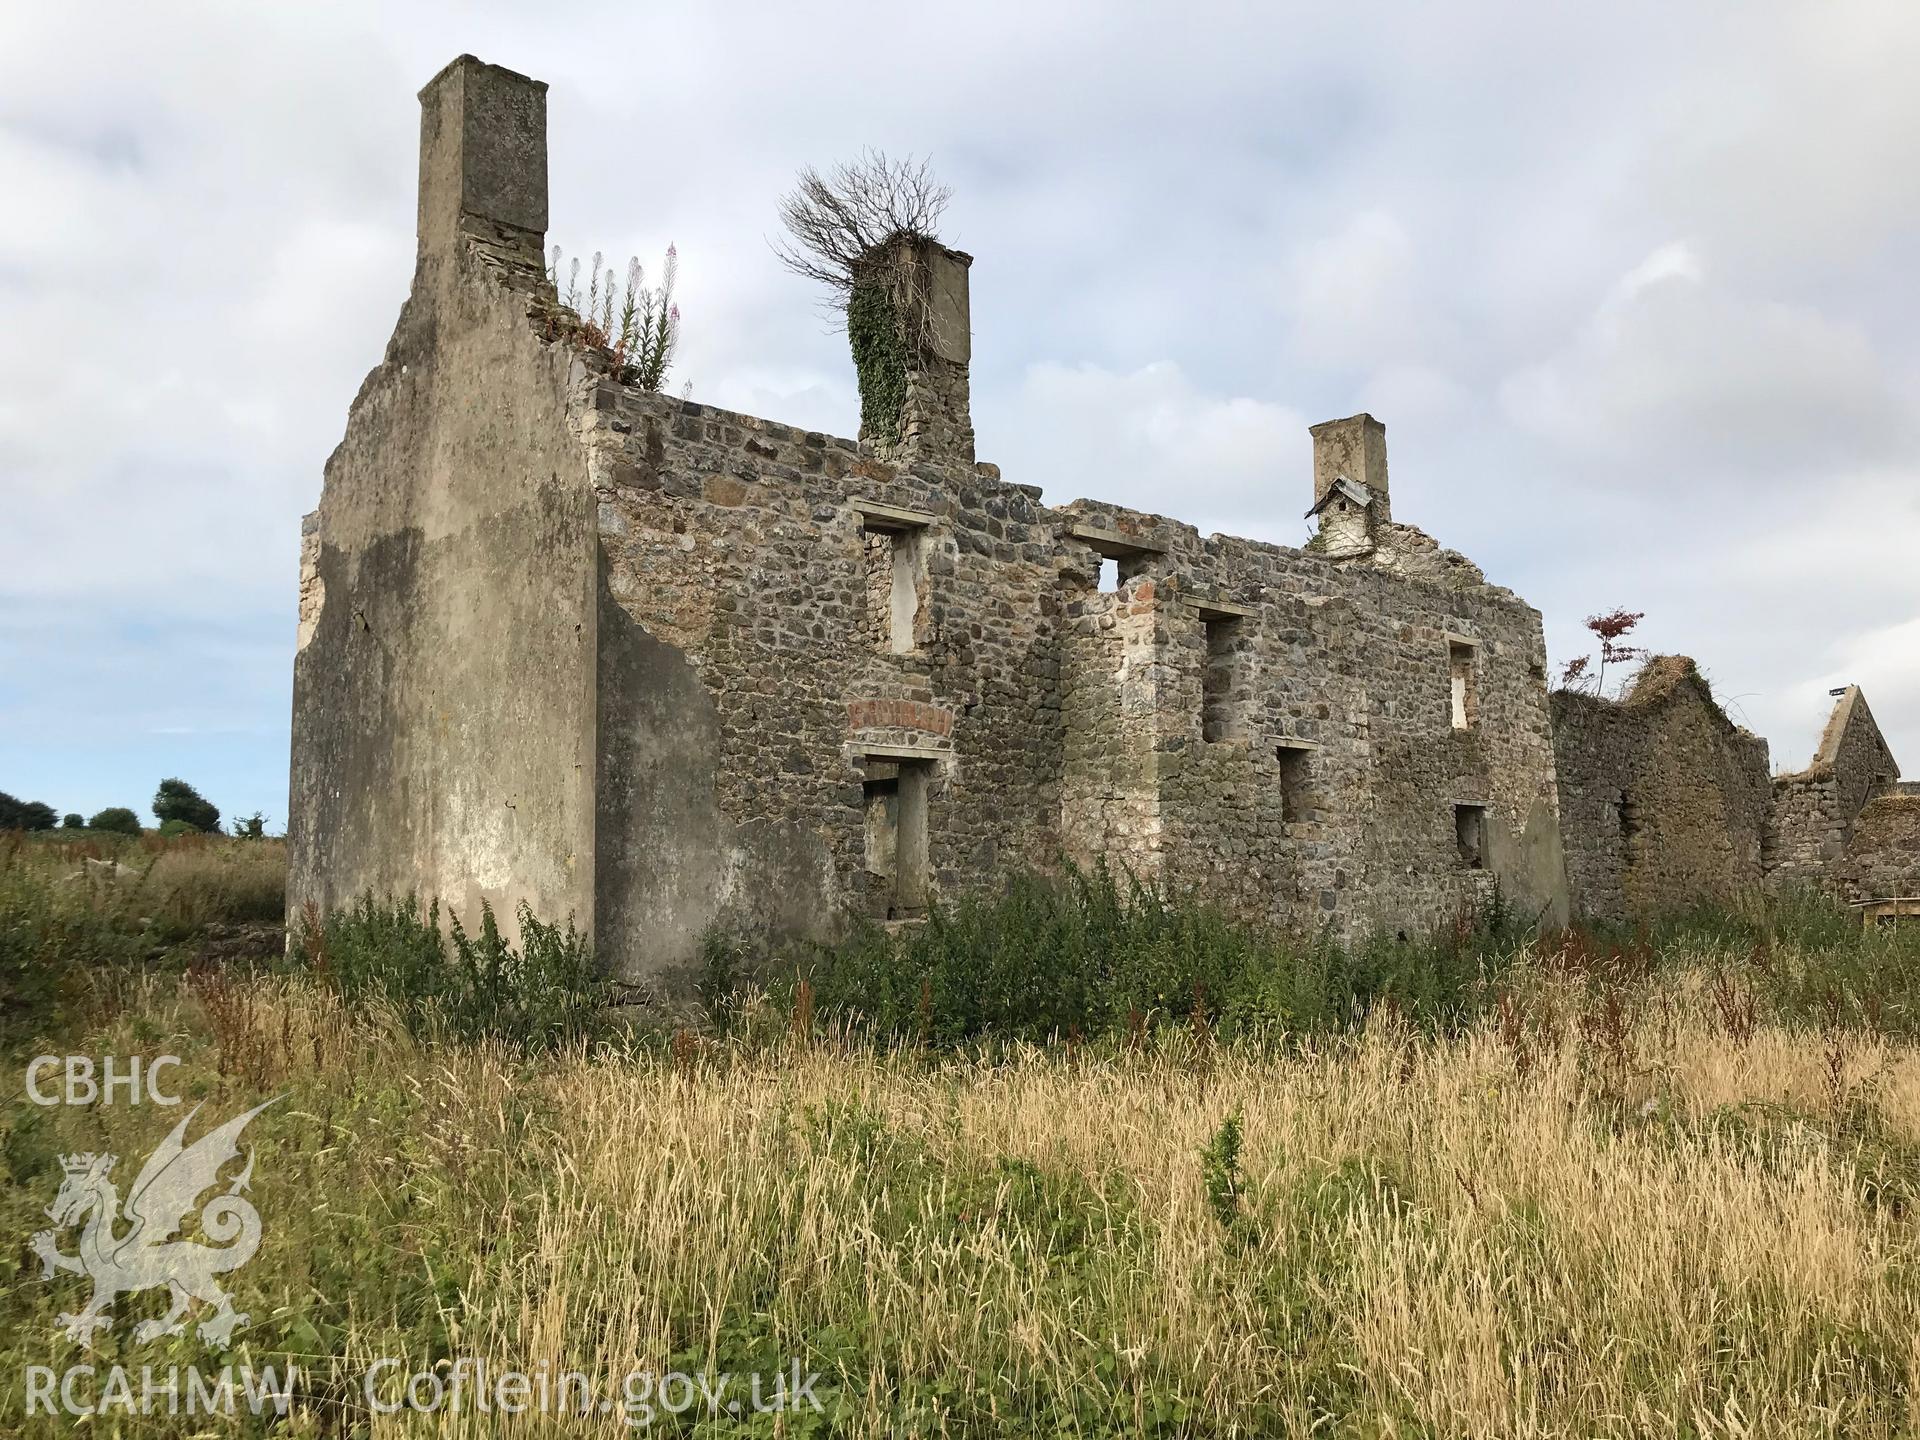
[850,236,974,464]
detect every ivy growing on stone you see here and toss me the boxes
[849,282,907,442]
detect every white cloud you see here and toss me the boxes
[1006,361,1310,541]
[1279,210,1426,369]
[1498,242,1909,477]
[1606,241,1704,308]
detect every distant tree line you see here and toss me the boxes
[0,778,269,838]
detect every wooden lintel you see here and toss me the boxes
[1194,597,1257,619]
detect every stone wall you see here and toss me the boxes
[573,368,1570,977]
[293,55,1577,983]
[1766,687,1900,890]
[1550,658,1773,923]
[1832,794,1920,905]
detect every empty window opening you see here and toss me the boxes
[1077,530,1155,596]
[1276,744,1314,825]
[863,768,898,886]
[862,758,932,919]
[863,521,927,654]
[1201,614,1245,741]
[1091,552,1153,594]
[1455,804,1488,869]
[1449,640,1478,730]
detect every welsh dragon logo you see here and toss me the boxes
[30,1098,279,1348]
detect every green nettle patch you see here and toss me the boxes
[848,282,907,440]
[1199,1108,1246,1235]
[292,894,605,1051]
[745,863,1528,1047]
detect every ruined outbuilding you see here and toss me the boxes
[289,58,1905,981]
[1550,658,1773,924]
[1765,686,1901,889]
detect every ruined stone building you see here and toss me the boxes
[1766,687,1901,891]
[289,57,1914,982]
[1551,658,1775,924]
[1552,664,1914,925]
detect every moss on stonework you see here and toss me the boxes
[849,282,907,443]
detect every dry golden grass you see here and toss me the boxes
[452,1010,1920,1437]
[3,830,286,932]
[11,970,1920,1436]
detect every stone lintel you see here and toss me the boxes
[854,743,949,763]
[853,499,937,532]
[1069,522,1167,556]
[1194,597,1257,619]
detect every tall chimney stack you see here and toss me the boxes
[416,56,548,268]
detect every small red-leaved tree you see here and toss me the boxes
[1559,609,1646,696]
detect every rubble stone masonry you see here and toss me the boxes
[1550,658,1773,923]
[1766,686,1900,889]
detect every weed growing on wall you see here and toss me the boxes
[546,244,681,392]
[773,151,952,441]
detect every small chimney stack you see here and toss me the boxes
[416,56,548,268]
[1308,413,1389,524]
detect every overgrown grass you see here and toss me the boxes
[12,962,1920,1434]
[10,858,1920,1434]
[713,867,1920,1053]
[0,833,287,1046]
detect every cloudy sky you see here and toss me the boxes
[3,1,1916,828]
